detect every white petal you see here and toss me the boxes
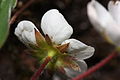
[53,72,68,80]
[87,0,115,32]
[15,20,38,45]
[108,1,120,25]
[41,9,73,44]
[52,75,61,80]
[87,0,120,46]
[64,60,87,78]
[62,39,95,60]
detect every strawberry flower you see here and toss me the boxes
[87,0,120,47]
[15,9,94,79]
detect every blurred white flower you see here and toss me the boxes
[87,0,120,47]
[15,9,95,78]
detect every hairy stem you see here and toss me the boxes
[31,56,51,80]
[72,51,118,80]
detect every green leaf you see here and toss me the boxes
[0,0,17,48]
[11,0,17,9]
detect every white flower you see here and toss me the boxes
[15,9,95,78]
[87,0,120,47]
[15,21,39,45]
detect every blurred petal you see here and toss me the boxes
[87,0,120,46]
[53,72,69,80]
[64,60,87,78]
[15,20,39,45]
[62,39,95,60]
[41,9,73,44]
[53,75,61,80]
[108,1,120,25]
[87,0,116,32]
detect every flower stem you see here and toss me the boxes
[9,0,35,25]
[72,51,118,80]
[31,56,51,80]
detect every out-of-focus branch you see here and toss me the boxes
[9,0,35,25]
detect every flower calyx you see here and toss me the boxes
[35,28,45,46]
[56,43,69,53]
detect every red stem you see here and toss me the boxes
[72,51,118,80]
[9,0,35,25]
[31,56,51,80]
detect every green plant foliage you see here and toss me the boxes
[0,0,17,48]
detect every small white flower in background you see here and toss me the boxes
[87,0,120,47]
[15,9,95,78]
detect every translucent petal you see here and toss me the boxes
[87,0,120,46]
[41,9,73,44]
[15,20,39,45]
[108,1,120,25]
[62,39,95,60]
[64,60,87,78]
